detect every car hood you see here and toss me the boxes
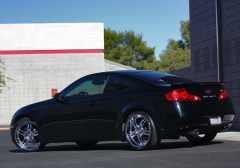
[11,99,56,125]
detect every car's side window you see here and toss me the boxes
[103,76,129,93]
[65,76,108,98]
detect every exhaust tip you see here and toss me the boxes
[223,125,228,131]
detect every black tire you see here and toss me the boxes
[12,117,45,152]
[186,132,217,145]
[124,111,158,150]
[75,141,99,147]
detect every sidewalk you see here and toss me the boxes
[215,132,240,142]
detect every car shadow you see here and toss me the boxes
[9,140,224,153]
[158,140,223,150]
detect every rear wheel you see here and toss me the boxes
[12,118,45,152]
[125,111,158,150]
[186,132,217,145]
[75,141,98,147]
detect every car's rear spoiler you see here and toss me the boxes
[171,82,225,87]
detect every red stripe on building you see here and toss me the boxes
[0,49,104,55]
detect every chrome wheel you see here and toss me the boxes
[14,118,40,151]
[125,112,157,150]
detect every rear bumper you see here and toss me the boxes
[180,122,232,135]
[160,114,234,138]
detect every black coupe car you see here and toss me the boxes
[10,70,235,151]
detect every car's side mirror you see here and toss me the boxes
[54,93,68,104]
[54,93,60,100]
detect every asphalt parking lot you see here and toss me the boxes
[0,130,240,168]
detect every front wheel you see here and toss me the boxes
[12,117,45,152]
[125,111,158,150]
[186,132,217,145]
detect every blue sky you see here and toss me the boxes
[0,0,189,58]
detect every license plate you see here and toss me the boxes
[210,117,222,125]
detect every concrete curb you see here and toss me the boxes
[0,125,9,130]
[0,128,9,130]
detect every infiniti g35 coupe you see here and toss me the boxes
[10,70,235,151]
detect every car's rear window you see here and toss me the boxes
[126,71,195,84]
[126,71,170,84]
[160,76,196,84]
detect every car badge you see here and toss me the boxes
[205,90,211,94]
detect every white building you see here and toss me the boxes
[0,23,134,125]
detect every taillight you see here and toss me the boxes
[219,89,229,100]
[165,88,201,101]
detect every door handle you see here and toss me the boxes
[87,101,98,106]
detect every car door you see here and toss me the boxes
[43,75,108,141]
[99,75,133,138]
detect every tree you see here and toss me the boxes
[158,20,191,72]
[180,20,190,48]
[0,58,13,93]
[104,28,158,70]
[104,20,191,72]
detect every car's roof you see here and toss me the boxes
[102,70,195,85]
[105,70,174,78]
[107,70,148,74]
[104,70,173,76]
[100,70,175,85]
